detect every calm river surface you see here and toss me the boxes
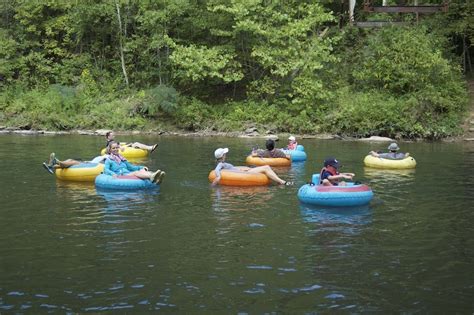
[0,134,473,313]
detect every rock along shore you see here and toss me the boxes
[0,126,468,143]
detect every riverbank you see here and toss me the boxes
[1,126,470,143]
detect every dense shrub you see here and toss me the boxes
[138,85,180,117]
[173,98,217,130]
[328,26,468,139]
[327,89,465,139]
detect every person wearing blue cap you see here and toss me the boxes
[319,157,355,186]
[369,143,409,160]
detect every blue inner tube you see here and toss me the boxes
[283,145,307,162]
[95,174,158,190]
[297,174,373,207]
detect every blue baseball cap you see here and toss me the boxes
[324,157,340,168]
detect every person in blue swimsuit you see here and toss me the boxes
[104,142,165,184]
[212,147,293,186]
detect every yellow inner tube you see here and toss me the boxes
[246,156,291,167]
[363,155,416,169]
[101,143,148,159]
[55,163,104,182]
[208,169,270,186]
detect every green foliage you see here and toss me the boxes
[335,26,468,138]
[352,27,452,94]
[173,98,217,130]
[170,44,243,83]
[86,99,147,130]
[213,101,318,134]
[138,85,180,117]
[209,0,337,110]
[1,86,77,130]
[0,29,18,85]
[0,0,470,138]
[327,89,464,139]
[0,84,148,131]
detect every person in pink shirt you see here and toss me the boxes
[287,136,298,150]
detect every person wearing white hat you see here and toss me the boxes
[369,142,409,160]
[212,147,293,186]
[287,136,298,150]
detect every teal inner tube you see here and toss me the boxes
[297,174,373,207]
[95,174,158,190]
[283,145,307,162]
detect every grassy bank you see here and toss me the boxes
[0,82,468,140]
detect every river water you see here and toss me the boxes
[0,134,472,313]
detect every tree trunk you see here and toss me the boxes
[349,0,356,24]
[115,1,129,87]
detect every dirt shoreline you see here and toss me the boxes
[0,126,469,143]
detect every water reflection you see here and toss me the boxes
[364,167,415,183]
[94,189,161,262]
[300,204,372,235]
[289,161,306,183]
[363,167,416,205]
[211,186,271,213]
[210,186,275,235]
[55,181,97,200]
[54,181,103,227]
[95,188,160,213]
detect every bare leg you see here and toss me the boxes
[129,169,155,179]
[322,179,332,186]
[131,142,153,151]
[236,166,251,171]
[322,179,346,186]
[58,159,81,168]
[247,165,286,184]
[129,169,165,183]
[49,157,81,169]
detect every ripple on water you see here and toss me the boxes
[325,293,346,299]
[244,287,265,294]
[246,265,273,270]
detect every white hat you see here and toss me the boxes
[288,136,296,141]
[214,148,229,159]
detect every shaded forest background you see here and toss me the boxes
[0,0,472,139]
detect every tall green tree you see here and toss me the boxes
[170,0,336,111]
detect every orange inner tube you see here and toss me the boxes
[208,169,270,186]
[246,155,291,167]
